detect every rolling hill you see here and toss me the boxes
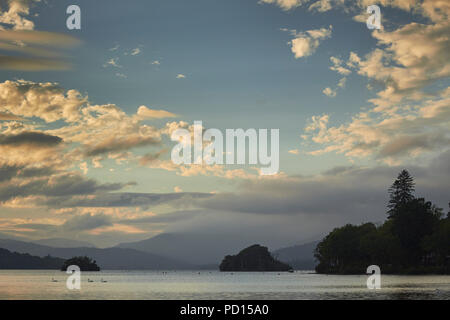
[0,239,190,270]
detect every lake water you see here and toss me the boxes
[0,270,449,300]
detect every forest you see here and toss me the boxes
[315,170,450,274]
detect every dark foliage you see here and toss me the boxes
[0,248,64,269]
[219,244,293,272]
[61,256,100,271]
[315,171,449,274]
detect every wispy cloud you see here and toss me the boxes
[103,57,122,68]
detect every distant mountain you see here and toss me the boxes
[0,239,190,270]
[0,248,64,269]
[271,240,320,270]
[33,238,95,248]
[220,244,292,272]
[116,233,266,265]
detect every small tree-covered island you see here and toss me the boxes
[61,256,101,271]
[219,244,293,272]
[315,170,450,275]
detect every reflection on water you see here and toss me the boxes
[0,270,449,300]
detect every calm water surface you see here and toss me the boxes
[0,270,449,300]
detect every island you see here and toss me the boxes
[219,244,293,272]
[61,256,101,271]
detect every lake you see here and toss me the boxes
[0,270,449,300]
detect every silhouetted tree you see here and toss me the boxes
[61,256,100,271]
[314,170,449,274]
[387,169,415,217]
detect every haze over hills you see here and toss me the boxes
[117,232,320,268]
[0,234,320,270]
[0,239,190,270]
[272,241,319,270]
[116,232,277,265]
[33,238,95,248]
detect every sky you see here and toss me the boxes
[0,0,449,248]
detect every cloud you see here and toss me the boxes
[322,87,336,97]
[0,112,22,121]
[0,55,71,71]
[130,48,141,56]
[337,77,346,88]
[0,173,126,203]
[41,192,213,209]
[329,56,351,75]
[84,135,160,157]
[136,106,177,119]
[308,0,332,12]
[0,30,81,47]
[259,0,305,11]
[287,26,332,59]
[302,0,450,163]
[0,29,80,71]
[61,213,113,232]
[0,131,62,147]
[199,150,450,217]
[0,80,87,123]
[0,0,37,30]
[115,72,127,79]
[104,58,122,68]
[109,44,120,51]
[303,87,450,162]
[288,149,300,155]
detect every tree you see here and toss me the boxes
[387,169,415,217]
[61,256,100,271]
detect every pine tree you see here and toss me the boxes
[387,169,415,217]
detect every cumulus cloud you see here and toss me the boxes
[304,87,450,162]
[0,80,87,123]
[303,0,450,163]
[0,0,37,30]
[287,26,332,59]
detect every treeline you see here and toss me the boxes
[315,170,450,274]
[0,248,64,269]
